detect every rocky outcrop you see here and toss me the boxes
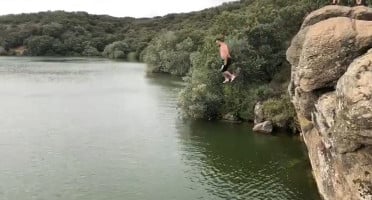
[252,121,273,133]
[287,5,372,200]
[254,101,264,124]
[252,101,274,133]
[222,112,240,123]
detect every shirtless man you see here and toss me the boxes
[216,37,236,83]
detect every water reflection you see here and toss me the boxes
[0,57,320,200]
[176,120,320,200]
[142,70,320,200]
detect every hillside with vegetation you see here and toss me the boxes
[0,2,241,59]
[1,0,349,131]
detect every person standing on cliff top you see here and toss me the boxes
[216,37,236,83]
[332,0,363,5]
[355,0,363,5]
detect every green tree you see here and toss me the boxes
[178,37,224,119]
[26,35,56,55]
[42,22,64,37]
[178,0,327,122]
[102,41,129,59]
[82,45,100,56]
[142,32,197,75]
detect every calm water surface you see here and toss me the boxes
[0,57,320,200]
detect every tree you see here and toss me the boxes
[26,35,56,55]
[102,41,129,59]
[42,22,64,37]
[0,46,6,55]
[142,32,197,75]
[82,45,100,56]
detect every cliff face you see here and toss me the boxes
[287,5,372,200]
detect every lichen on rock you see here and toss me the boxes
[287,5,372,200]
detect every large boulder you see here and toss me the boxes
[313,92,336,148]
[289,16,372,93]
[254,101,264,124]
[301,5,372,29]
[287,5,372,200]
[333,51,372,153]
[222,112,240,122]
[287,7,372,121]
[252,121,273,133]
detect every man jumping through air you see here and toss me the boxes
[216,37,236,83]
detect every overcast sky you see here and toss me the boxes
[0,0,237,18]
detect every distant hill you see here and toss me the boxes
[0,1,241,58]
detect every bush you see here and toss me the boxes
[142,32,196,76]
[262,94,296,128]
[177,0,324,123]
[26,35,56,55]
[0,46,6,55]
[42,22,63,37]
[127,52,137,62]
[178,43,224,119]
[102,41,129,59]
[178,82,223,119]
[82,45,100,56]
[63,35,84,54]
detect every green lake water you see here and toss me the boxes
[0,57,320,200]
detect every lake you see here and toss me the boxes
[0,57,320,200]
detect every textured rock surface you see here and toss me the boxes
[301,5,372,29]
[222,112,240,122]
[287,5,372,200]
[254,101,264,124]
[252,121,273,133]
[332,52,372,153]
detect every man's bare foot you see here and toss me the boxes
[230,74,236,82]
[223,79,229,83]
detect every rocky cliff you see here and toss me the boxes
[287,5,372,200]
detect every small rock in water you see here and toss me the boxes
[252,121,273,133]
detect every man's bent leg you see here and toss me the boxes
[223,71,236,83]
[223,72,230,83]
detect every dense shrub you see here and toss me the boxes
[262,94,296,128]
[0,46,6,55]
[102,41,129,59]
[178,0,330,121]
[178,40,224,119]
[82,45,100,56]
[142,32,199,75]
[26,35,56,55]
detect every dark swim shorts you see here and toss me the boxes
[220,57,232,72]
